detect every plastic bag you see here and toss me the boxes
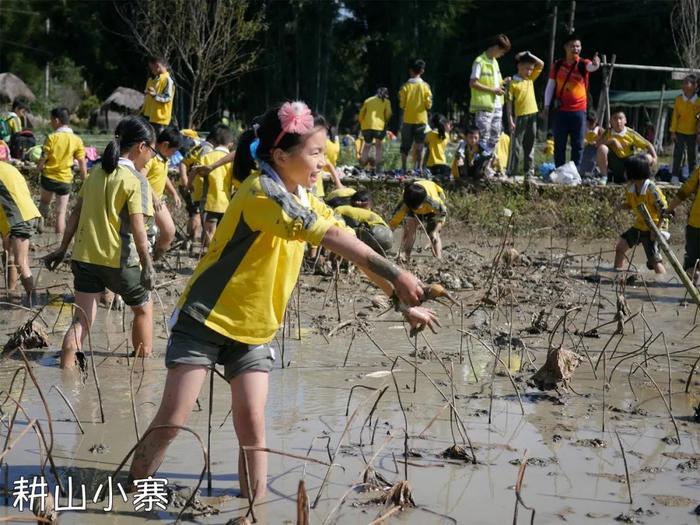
[549,161,581,185]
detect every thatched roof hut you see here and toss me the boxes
[0,73,36,103]
[101,86,144,112]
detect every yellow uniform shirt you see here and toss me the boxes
[425,131,449,167]
[143,155,169,199]
[389,179,447,229]
[585,126,601,146]
[73,160,154,269]
[200,147,235,214]
[143,71,175,125]
[335,205,388,228]
[316,138,341,198]
[176,169,348,344]
[0,162,40,236]
[42,128,85,183]
[625,179,668,232]
[183,141,213,202]
[602,127,649,158]
[506,65,542,117]
[670,94,700,135]
[494,133,510,172]
[544,138,554,157]
[399,78,432,125]
[5,113,22,134]
[677,168,700,228]
[359,96,392,131]
[325,187,356,205]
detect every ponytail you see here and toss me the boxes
[101,116,155,173]
[431,113,447,140]
[233,129,257,183]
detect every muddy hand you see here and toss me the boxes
[44,249,67,271]
[392,271,424,306]
[403,306,441,337]
[422,283,458,305]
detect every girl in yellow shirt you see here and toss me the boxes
[424,114,451,180]
[44,117,156,369]
[359,87,392,171]
[128,101,439,501]
[143,127,182,260]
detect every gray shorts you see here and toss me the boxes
[165,311,275,381]
[400,123,427,153]
[620,227,662,270]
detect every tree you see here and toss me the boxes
[115,0,265,127]
[671,0,700,69]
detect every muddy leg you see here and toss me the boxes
[129,365,208,482]
[231,371,269,500]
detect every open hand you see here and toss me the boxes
[404,306,441,336]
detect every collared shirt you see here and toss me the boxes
[42,126,85,183]
[625,179,668,232]
[389,179,447,229]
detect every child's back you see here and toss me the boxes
[200,146,234,214]
[43,127,85,183]
[399,78,432,125]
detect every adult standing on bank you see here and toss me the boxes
[543,34,600,167]
[142,56,176,136]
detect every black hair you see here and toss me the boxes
[351,189,371,205]
[624,154,652,181]
[235,102,327,182]
[156,126,182,149]
[148,55,166,66]
[409,59,426,74]
[586,111,598,123]
[466,125,480,135]
[684,74,698,84]
[12,98,29,112]
[546,132,554,139]
[488,34,511,51]
[208,125,234,147]
[516,53,536,65]
[50,107,70,125]
[611,108,626,118]
[101,116,155,173]
[562,33,580,46]
[403,183,428,210]
[431,113,448,140]
[376,87,389,100]
[625,153,651,180]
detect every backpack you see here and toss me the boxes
[9,130,36,160]
[0,119,11,142]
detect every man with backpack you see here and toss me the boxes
[543,34,600,168]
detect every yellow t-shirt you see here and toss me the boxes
[143,71,175,125]
[200,147,235,214]
[325,187,356,205]
[506,65,542,117]
[360,96,392,131]
[399,78,433,125]
[335,205,388,228]
[625,179,668,232]
[42,128,85,183]
[143,155,169,199]
[585,126,601,146]
[425,130,449,167]
[493,133,510,172]
[678,167,700,228]
[670,94,700,135]
[73,161,154,268]
[0,161,41,236]
[602,127,649,158]
[389,179,447,229]
[544,139,554,157]
[176,170,348,344]
[317,138,341,198]
[183,141,213,202]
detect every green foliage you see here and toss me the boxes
[76,95,100,120]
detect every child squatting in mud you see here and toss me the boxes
[127,101,440,500]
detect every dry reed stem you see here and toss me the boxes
[512,449,535,525]
[631,363,681,443]
[615,430,633,504]
[0,419,37,463]
[49,385,84,434]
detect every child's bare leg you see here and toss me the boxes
[430,222,444,259]
[12,237,33,299]
[652,261,666,275]
[131,299,153,357]
[203,220,217,250]
[360,142,372,167]
[400,217,418,260]
[38,189,53,230]
[55,194,70,234]
[231,371,269,500]
[596,145,609,175]
[154,205,176,260]
[61,291,100,369]
[3,235,17,291]
[413,142,424,170]
[129,365,208,482]
[614,238,630,270]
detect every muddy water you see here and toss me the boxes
[0,232,698,524]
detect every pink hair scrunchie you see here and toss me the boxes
[273,101,315,147]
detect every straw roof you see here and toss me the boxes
[101,86,144,112]
[0,73,36,103]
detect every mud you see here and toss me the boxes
[0,226,698,524]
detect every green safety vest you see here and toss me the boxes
[469,53,503,112]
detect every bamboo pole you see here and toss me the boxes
[637,203,700,306]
